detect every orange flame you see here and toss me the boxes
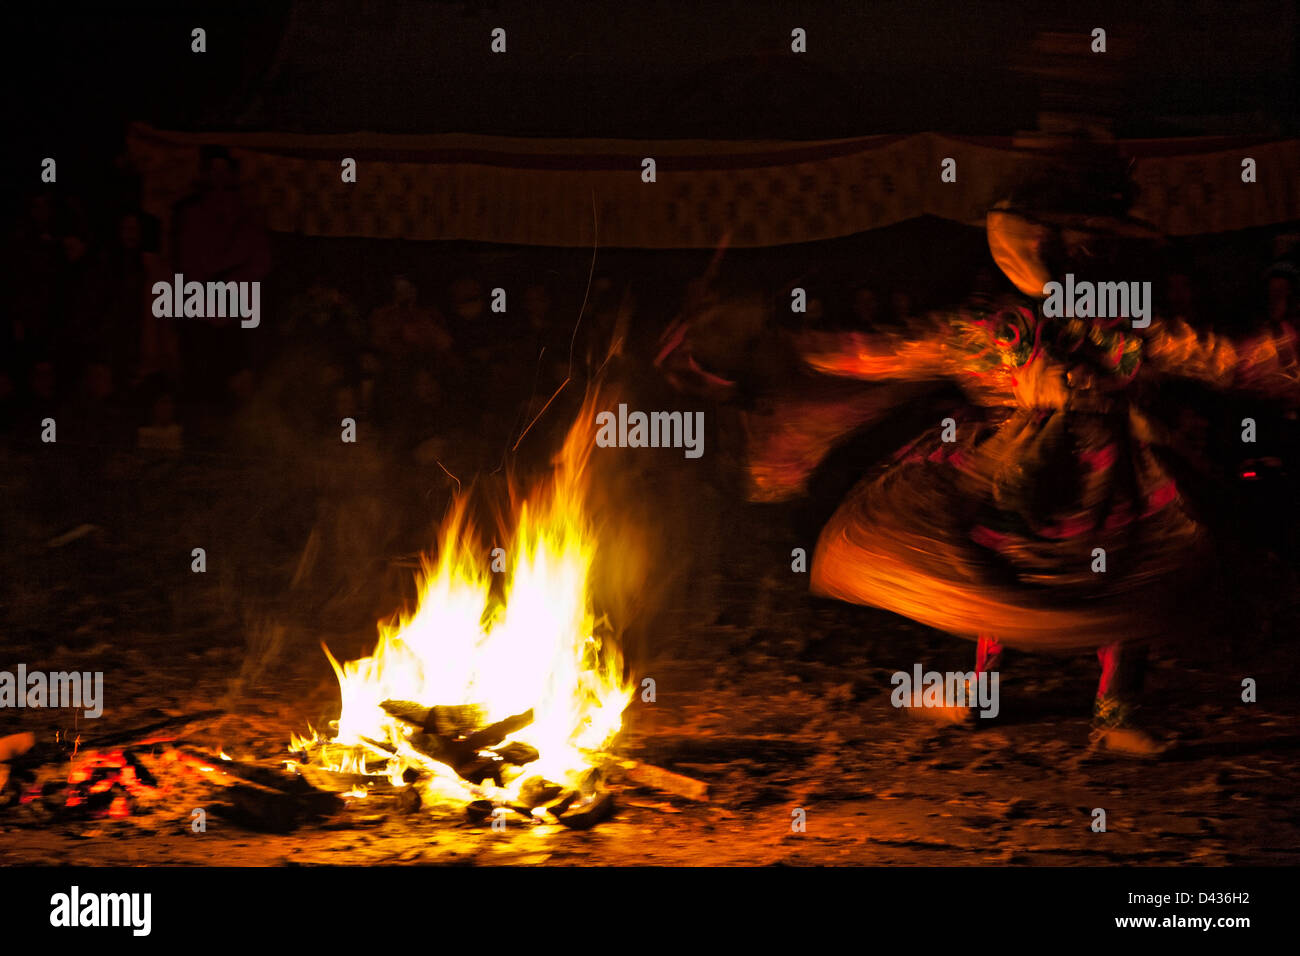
[291,390,633,805]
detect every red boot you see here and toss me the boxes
[1090,642,1166,757]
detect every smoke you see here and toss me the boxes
[218,345,450,691]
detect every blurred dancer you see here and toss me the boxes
[740,148,1300,755]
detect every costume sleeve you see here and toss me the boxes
[742,379,932,502]
[1144,318,1300,402]
[796,321,959,381]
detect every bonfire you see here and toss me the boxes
[289,393,634,824]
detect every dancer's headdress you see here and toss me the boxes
[986,138,1163,297]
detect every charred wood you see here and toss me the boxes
[555,790,615,830]
[463,710,534,751]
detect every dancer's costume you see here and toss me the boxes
[738,184,1300,732]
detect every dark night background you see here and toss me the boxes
[7,0,1298,313]
[8,1,1299,160]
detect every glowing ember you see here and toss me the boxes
[22,747,161,818]
[291,392,633,808]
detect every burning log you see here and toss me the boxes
[544,790,579,817]
[78,710,224,751]
[456,754,505,787]
[491,741,539,766]
[295,763,405,795]
[578,767,603,795]
[403,732,501,785]
[408,731,473,768]
[402,709,536,786]
[294,739,391,774]
[360,736,396,754]
[290,390,635,828]
[508,776,582,818]
[380,700,434,729]
[4,713,225,815]
[431,704,490,737]
[121,750,158,790]
[554,790,616,830]
[13,744,164,822]
[6,710,226,778]
[162,747,344,831]
[215,779,327,834]
[518,776,565,808]
[594,753,710,802]
[395,786,422,814]
[168,749,342,832]
[620,762,710,802]
[463,709,534,751]
[178,747,322,795]
[464,800,537,825]
[381,700,488,737]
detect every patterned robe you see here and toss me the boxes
[744,305,1300,652]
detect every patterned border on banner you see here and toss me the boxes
[127,124,1300,248]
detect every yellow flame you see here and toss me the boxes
[293,391,633,805]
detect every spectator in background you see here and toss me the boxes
[888,290,914,325]
[68,355,130,450]
[1266,261,1298,326]
[511,281,570,427]
[850,285,881,330]
[523,281,553,339]
[443,275,495,430]
[447,275,491,361]
[9,195,74,378]
[0,366,14,433]
[518,282,565,378]
[2,197,51,426]
[7,193,98,418]
[101,211,175,391]
[135,372,181,452]
[367,275,453,435]
[170,146,271,404]
[57,196,96,360]
[276,284,369,430]
[368,275,451,356]
[10,195,62,342]
[803,294,826,331]
[776,277,825,333]
[14,357,61,441]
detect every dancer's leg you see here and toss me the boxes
[976,633,1004,676]
[919,633,1003,724]
[1092,642,1163,755]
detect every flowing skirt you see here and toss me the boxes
[809,403,1212,652]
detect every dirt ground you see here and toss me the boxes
[3,389,1300,867]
